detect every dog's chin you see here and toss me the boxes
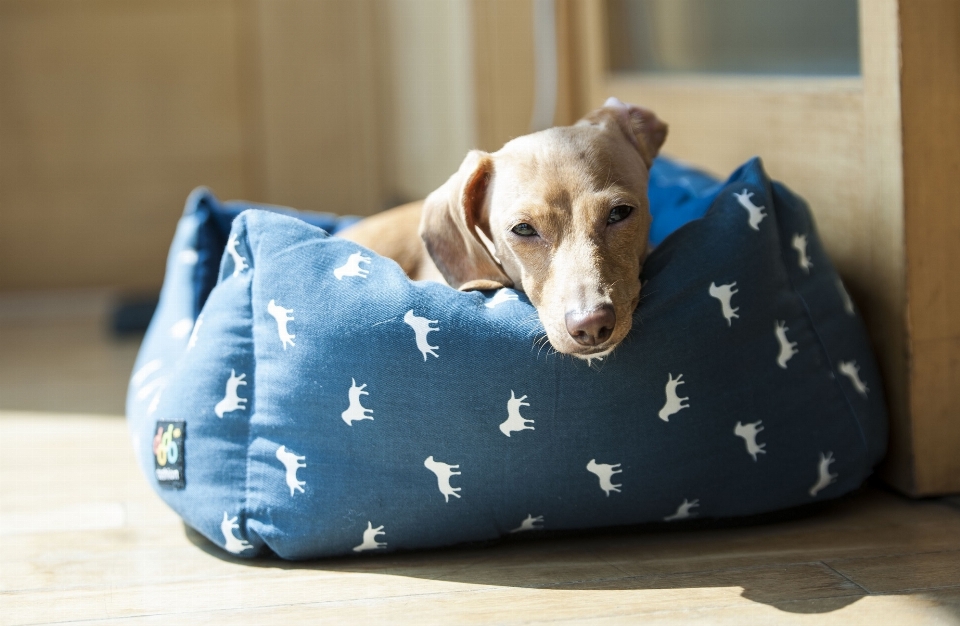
[546,336,620,360]
[540,318,633,359]
[571,346,615,361]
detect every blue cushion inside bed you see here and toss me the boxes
[647,156,724,246]
[127,157,887,559]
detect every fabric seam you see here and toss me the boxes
[240,219,257,554]
[773,193,872,473]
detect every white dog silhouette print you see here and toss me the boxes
[353,521,387,552]
[500,391,534,436]
[334,251,372,280]
[775,321,799,368]
[708,282,740,326]
[792,233,813,273]
[220,512,253,554]
[486,289,519,309]
[187,313,204,350]
[733,189,767,231]
[509,514,544,533]
[214,370,247,418]
[226,233,248,277]
[809,452,838,497]
[838,360,869,397]
[404,310,439,360]
[663,498,699,521]
[734,420,767,461]
[424,456,461,502]
[342,378,374,425]
[267,299,295,349]
[586,459,622,496]
[836,278,855,316]
[275,445,306,496]
[659,373,690,421]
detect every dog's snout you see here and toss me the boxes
[565,305,616,346]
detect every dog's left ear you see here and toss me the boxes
[581,97,668,168]
[419,150,513,292]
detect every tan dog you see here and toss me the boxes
[341,98,667,359]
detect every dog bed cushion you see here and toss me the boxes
[127,157,887,559]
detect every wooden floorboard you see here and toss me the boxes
[828,551,960,595]
[2,291,960,625]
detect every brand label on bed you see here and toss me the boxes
[153,421,185,489]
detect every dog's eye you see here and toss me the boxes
[511,223,538,237]
[608,205,633,224]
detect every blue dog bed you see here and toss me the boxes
[127,157,887,559]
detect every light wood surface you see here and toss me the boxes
[4,292,960,624]
[250,0,383,216]
[0,290,140,416]
[0,0,540,292]
[472,0,537,151]
[0,0,387,292]
[0,0,402,292]
[374,0,478,205]
[5,415,960,624]
[0,0,248,292]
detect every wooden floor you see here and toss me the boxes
[3,291,960,625]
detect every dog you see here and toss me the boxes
[340,98,667,359]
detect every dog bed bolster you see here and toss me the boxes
[127,158,887,559]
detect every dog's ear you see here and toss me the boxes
[580,97,668,168]
[419,150,513,291]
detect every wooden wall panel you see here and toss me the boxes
[898,0,960,494]
[0,0,443,292]
[858,0,911,493]
[0,0,547,292]
[472,0,537,152]
[605,76,869,273]
[0,0,247,291]
[375,0,476,204]
[251,0,382,216]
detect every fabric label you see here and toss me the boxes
[153,421,186,489]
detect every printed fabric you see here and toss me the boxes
[127,158,888,559]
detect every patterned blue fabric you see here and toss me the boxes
[127,157,887,559]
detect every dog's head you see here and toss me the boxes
[420,98,667,358]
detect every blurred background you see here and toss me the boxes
[0,0,862,294]
[0,0,559,414]
[1,0,956,496]
[0,0,537,294]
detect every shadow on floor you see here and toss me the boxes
[181,485,960,615]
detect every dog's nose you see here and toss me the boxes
[565,305,616,346]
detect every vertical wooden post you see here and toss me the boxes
[887,0,960,495]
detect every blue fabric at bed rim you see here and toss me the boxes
[127,156,887,560]
[647,157,726,246]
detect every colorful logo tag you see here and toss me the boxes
[153,421,185,489]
